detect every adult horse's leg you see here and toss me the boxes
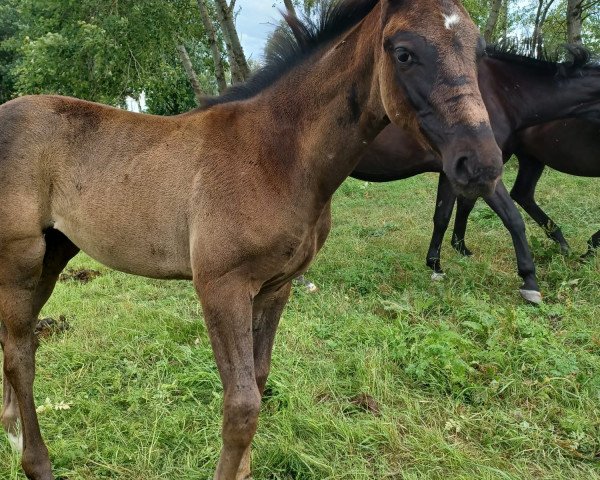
[196,275,262,480]
[451,195,477,257]
[482,182,542,304]
[1,229,79,461]
[425,174,457,280]
[582,229,600,260]
[235,283,291,479]
[510,155,570,253]
[0,232,53,480]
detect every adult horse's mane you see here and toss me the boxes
[485,40,594,76]
[200,0,379,109]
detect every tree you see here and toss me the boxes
[531,0,558,57]
[6,0,216,113]
[213,0,250,82]
[197,0,227,93]
[483,0,504,42]
[283,0,298,17]
[0,0,20,104]
[567,0,584,44]
[177,43,204,103]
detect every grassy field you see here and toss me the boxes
[1,164,599,479]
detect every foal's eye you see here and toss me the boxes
[395,48,413,66]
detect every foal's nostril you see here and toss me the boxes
[454,156,471,185]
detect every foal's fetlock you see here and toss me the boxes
[22,449,53,480]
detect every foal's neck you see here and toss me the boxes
[240,14,387,207]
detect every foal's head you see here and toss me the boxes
[378,0,502,197]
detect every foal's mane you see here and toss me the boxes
[200,0,379,110]
[485,40,594,76]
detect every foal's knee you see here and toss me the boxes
[222,388,261,447]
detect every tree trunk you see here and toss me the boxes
[531,0,556,58]
[283,0,297,17]
[196,0,227,93]
[566,0,583,44]
[176,44,204,105]
[498,0,509,43]
[483,0,503,43]
[212,0,242,83]
[213,0,249,83]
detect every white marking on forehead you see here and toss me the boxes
[443,12,460,30]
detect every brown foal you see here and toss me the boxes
[0,1,502,478]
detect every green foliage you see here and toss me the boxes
[2,0,217,113]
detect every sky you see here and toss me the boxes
[235,0,289,62]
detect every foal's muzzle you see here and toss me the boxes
[443,133,503,199]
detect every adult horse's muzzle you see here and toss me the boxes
[442,129,503,199]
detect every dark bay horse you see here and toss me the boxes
[0,1,502,478]
[352,45,599,303]
[492,118,600,257]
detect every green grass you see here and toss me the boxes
[1,164,599,479]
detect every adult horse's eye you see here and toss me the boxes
[396,48,413,66]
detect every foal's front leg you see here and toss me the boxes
[235,283,292,479]
[196,275,262,480]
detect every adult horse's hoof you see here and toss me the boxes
[431,272,446,281]
[451,239,473,257]
[580,248,597,261]
[519,289,543,304]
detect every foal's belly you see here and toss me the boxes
[52,211,193,280]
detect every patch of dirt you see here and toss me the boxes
[59,268,101,283]
[349,393,381,416]
[35,316,70,338]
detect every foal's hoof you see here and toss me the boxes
[431,272,446,281]
[519,289,543,304]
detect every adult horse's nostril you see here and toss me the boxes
[454,156,471,185]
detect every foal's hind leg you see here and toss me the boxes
[1,229,78,479]
[235,283,292,480]
[0,234,54,479]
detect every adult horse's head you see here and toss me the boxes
[377,0,502,197]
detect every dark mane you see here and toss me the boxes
[485,40,594,75]
[200,0,379,109]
